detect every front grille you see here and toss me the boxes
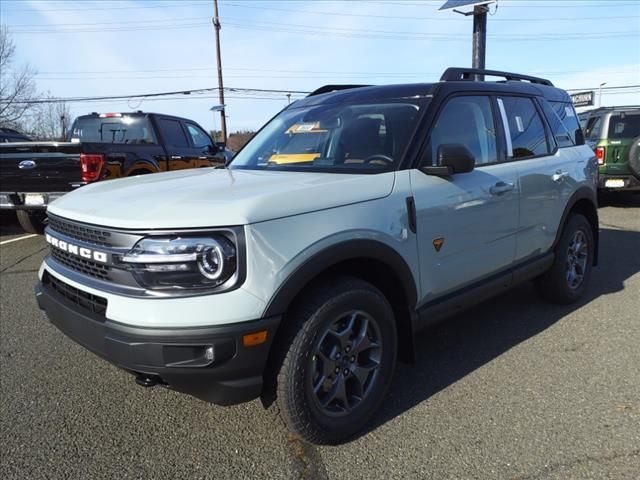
[44,272,107,318]
[51,248,111,281]
[48,215,113,247]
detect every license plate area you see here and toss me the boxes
[605,179,625,188]
[24,193,46,206]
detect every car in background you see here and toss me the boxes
[0,127,31,143]
[0,112,225,233]
[579,106,640,192]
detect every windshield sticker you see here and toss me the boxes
[286,122,326,134]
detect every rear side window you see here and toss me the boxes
[583,116,602,141]
[70,116,157,144]
[498,97,550,158]
[608,114,640,139]
[157,118,189,148]
[426,95,497,165]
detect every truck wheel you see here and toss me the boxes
[274,277,397,444]
[16,210,47,234]
[536,214,594,304]
[628,135,640,180]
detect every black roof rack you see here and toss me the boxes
[308,84,371,97]
[441,67,553,87]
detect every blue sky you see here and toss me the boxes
[1,0,639,132]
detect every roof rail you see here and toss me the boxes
[307,84,371,97]
[440,67,553,87]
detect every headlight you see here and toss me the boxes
[120,235,237,291]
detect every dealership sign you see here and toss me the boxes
[570,91,594,107]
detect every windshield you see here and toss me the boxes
[70,116,157,144]
[229,98,428,173]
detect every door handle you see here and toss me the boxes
[170,155,183,160]
[490,182,515,196]
[552,170,569,182]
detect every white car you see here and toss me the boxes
[36,68,598,444]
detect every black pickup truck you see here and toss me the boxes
[0,112,225,233]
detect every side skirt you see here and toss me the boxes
[414,252,554,332]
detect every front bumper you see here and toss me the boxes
[597,173,640,191]
[0,192,67,210]
[36,277,280,406]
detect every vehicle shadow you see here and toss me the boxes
[0,212,23,237]
[361,227,640,439]
[598,191,640,208]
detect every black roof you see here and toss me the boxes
[77,111,194,122]
[293,67,571,109]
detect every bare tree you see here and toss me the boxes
[0,26,38,128]
[24,96,71,141]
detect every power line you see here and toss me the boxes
[4,84,638,106]
[0,1,209,13]
[23,66,639,77]
[7,15,638,40]
[220,1,640,22]
[0,86,312,105]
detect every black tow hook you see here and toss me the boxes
[135,374,160,388]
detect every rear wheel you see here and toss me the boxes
[536,214,594,304]
[274,277,397,444]
[16,209,46,234]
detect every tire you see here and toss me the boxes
[16,209,47,234]
[274,276,397,445]
[536,213,594,304]
[628,135,640,180]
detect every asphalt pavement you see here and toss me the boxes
[1,196,639,479]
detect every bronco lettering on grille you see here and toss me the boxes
[45,233,108,263]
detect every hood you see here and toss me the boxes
[48,168,395,229]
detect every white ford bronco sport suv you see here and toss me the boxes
[36,68,598,444]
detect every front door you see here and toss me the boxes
[411,95,519,303]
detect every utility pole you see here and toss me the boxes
[212,0,227,144]
[471,5,488,72]
[439,1,496,80]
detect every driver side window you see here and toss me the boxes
[186,123,214,149]
[424,96,497,166]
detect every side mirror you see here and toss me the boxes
[421,144,475,176]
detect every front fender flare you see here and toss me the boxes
[262,239,418,318]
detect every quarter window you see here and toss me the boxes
[499,96,550,158]
[540,100,576,148]
[425,96,497,166]
[550,101,583,145]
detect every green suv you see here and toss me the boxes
[579,106,640,191]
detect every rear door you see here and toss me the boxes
[495,95,561,260]
[411,94,519,300]
[155,117,194,171]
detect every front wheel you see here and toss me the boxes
[274,277,397,444]
[16,209,47,234]
[536,213,594,304]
